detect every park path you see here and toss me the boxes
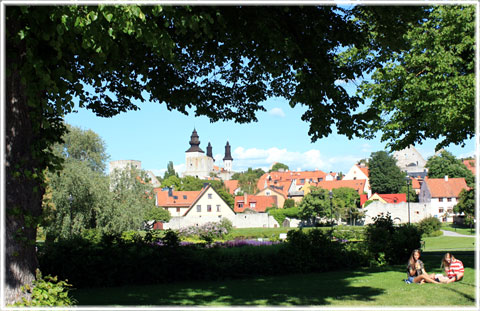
[441,230,474,238]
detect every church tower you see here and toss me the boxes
[184,129,209,179]
[223,141,233,172]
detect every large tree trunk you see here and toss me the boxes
[4,17,44,306]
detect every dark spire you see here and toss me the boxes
[207,142,215,161]
[223,141,233,161]
[186,128,204,153]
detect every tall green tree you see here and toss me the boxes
[163,161,178,180]
[454,187,475,229]
[298,187,332,223]
[354,5,475,151]
[42,125,110,241]
[425,150,475,187]
[238,168,261,194]
[106,166,156,234]
[368,151,406,194]
[331,187,361,226]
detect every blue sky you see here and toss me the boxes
[64,81,475,177]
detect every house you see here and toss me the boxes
[409,177,422,195]
[342,164,371,196]
[367,193,407,204]
[256,186,286,208]
[224,179,241,195]
[257,170,328,191]
[234,194,277,213]
[155,183,236,225]
[419,176,469,222]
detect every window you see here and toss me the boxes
[207,205,212,212]
[173,195,178,199]
[439,208,444,213]
[238,203,243,208]
[183,195,187,199]
[250,202,256,208]
[300,179,305,183]
[266,191,271,196]
[197,205,201,212]
[216,205,220,212]
[208,193,213,199]
[176,207,180,212]
[447,198,452,202]
[439,198,444,202]
[318,178,323,182]
[447,208,453,213]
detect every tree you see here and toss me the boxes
[145,206,171,223]
[269,162,289,172]
[454,187,475,229]
[425,150,475,187]
[331,187,361,226]
[105,166,156,234]
[238,168,261,194]
[368,151,406,194]
[354,5,475,151]
[298,187,332,223]
[42,125,110,241]
[4,5,467,303]
[163,161,178,180]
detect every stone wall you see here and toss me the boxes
[163,213,280,230]
[363,201,435,225]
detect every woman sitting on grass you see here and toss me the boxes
[435,253,464,283]
[405,249,439,284]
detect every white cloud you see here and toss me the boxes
[229,146,362,174]
[268,107,286,118]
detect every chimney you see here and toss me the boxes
[444,175,448,182]
[168,187,173,197]
[244,192,248,204]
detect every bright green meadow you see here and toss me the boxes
[72,233,476,307]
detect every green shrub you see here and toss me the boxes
[418,216,442,236]
[365,213,421,265]
[161,229,181,247]
[425,230,443,237]
[283,199,296,208]
[12,269,76,307]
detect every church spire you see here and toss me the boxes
[186,128,204,153]
[207,142,214,161]
[223,141,233,161]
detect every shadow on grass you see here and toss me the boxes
[73,269,385,306]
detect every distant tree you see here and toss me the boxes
[237,167,264,194]
[368,151,406,194]
[298,187,332,223]
[161,175,182,190]
[331,187,361,225]
[426,150,475,187]
[180,175,205,191]
[283,199,296,209]
[454,187,475,227]
[399,183,418,202]
[269,162,289,172]
[145,206,171,223]
[357,159,368,167]
[163,161,178,179]
[105,167,156,234]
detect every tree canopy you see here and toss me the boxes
[269,162,290,172]
[425,150,475,187]
[368,151,406,194]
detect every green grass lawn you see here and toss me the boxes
[72,252,475,306]
[72,236,476,307]
[441,223,476,236]
[423,235,476,251]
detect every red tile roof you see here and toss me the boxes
[424,177,468,198]
[360,194,368,206]
[410,177,421,189]
[224,180,239,195]
[463,159,475,175]
[356,165,369,177]
[234,195,277,213]
[314,179,367,195]
[155,188,201,207]
[257,170,327,193]
[376,193,407,204]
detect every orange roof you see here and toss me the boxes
[410,177,421,189]
[376,193,407,204]
[424,178,468,198]
[356,165,369,177]
[224,180,239,195]
[155,188,201,207]
[360,194,368,206]
[314,179,366,195]
[463,159,475,175]
[257,170,327,192]
[234,195,277,213]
